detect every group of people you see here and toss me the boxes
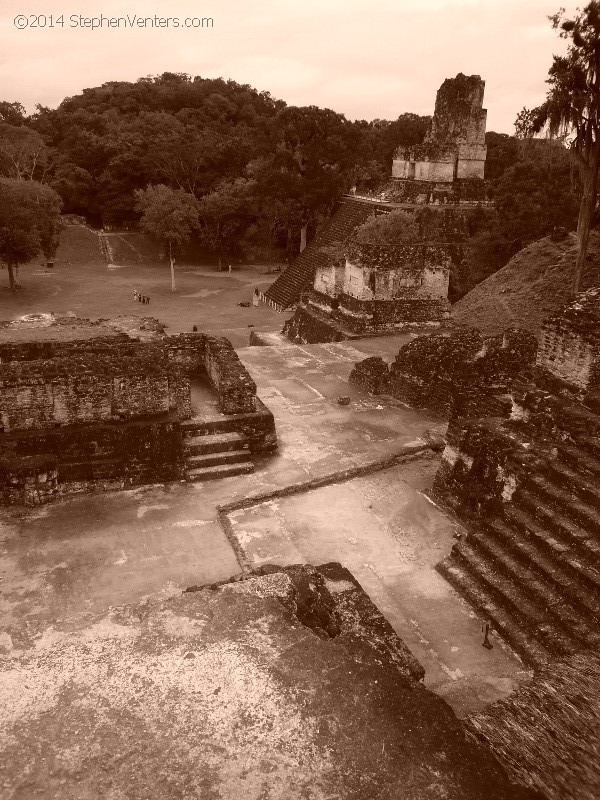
[133,290,150,305]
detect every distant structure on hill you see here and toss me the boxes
[393,74,487,184]
[264,73,489,323]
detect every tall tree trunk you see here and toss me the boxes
[169,240,176,292]
[7,262,16,292]
[286,226,293,265]
[573,149,600,295]
[217,219,222,271]
[300,224,307,253]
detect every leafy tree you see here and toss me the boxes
[459,143,579,299]
[514,107,537,145]
[252,105,359,256]
[532,1,600,294]
[352,210,419,246]
[134,184,199,290]
[0,101,26,126]
[0,123,50,181]
[0,179,62,291]
[197,178,255,268]
[484,132,521,182]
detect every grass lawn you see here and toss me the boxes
[0,226,292,347]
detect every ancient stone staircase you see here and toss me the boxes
[264,197,389,310]
[181,419,254,482]
[438,406,600,669]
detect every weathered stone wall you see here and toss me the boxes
[202,337,257,414]
[284,288,452,344]
[383,178,490,206]
[0,334,132,364]
[283,303,349,345]
[0,331,260,431]
[393,73,487,183]
[349,328,537,418]
[431,293,600,517]
[0,318,276,504]
[0,349,191,433]
[535,288,600,395]
[342,243,450,302]
[164,333,257,415]
[0,414,183,506]
[164,334,208,376]
[431,415,539,515]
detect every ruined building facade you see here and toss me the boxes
[393,73,487,186]
[283,210,454,342]
[274,74,489,340]
[430,289,600,668]
[0,315,276,505]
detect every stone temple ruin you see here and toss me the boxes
[392,73,487,189]
[0,314,276,505]
[351,289,600,668]
[265,72,489,346]
[432,289,600,663]
[347,289,600,796]
[4,74,600,800]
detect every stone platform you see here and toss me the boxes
[0,564,532,800]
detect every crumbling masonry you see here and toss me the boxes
[0,315,276,505]
[431,289,600,668]
[275,73,490,341]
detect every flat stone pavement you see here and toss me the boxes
[0,336,530,717]
[226,458,531,718]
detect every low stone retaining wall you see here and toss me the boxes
[0,413,183,506]
[0,318,275,505]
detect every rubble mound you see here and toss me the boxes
[468,651,600,800]
[453,232,600,337]
[0,563,533,800]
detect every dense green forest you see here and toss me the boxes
[0,72,581,296]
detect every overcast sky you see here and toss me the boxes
[0,0,578,133]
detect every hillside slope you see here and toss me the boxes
[54,224,104,266]
[453,232,600,337]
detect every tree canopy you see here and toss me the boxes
[352,210,419,247]
[0,179,62,290]
[0,73,432,263]
[532,1,600,293]
[135,183,199,290]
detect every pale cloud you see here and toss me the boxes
[0,0,577,132]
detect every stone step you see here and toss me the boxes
[558,440,600,477]
[473,524,600,638]
[185,449,252,469]
[436,557,550,668]
[525,474,600,533]
[574,434,600,463]
[185,462,254,482]
[584,390,600,415]
[545,459,600,511]
[504,506,600,595]
[183,431,249,456]
[451,540,579,657]
[555,400,600,437]
[515,488,598,550]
